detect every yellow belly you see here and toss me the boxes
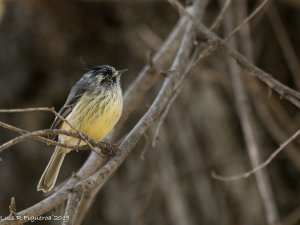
[60,90,122,146]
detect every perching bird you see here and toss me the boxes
[37,63,126,193]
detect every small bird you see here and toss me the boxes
[37,62,126,193]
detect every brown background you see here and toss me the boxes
[0,1,300,225]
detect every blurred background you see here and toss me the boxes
[0,0,300,225]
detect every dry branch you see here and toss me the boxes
[64,0,205,213]
[212,128,300,181]
[167,0,300,108]
[0,1,299,225]
[223,3,279,224]
[0,6,192,225]
[70,15,191,225]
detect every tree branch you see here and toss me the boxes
[221,2,280,224]
[167,0,300,108]
[212,128,300,181]
[66,0,205,209]
[0,7,192,225]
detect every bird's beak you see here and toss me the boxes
[118,68,128,75]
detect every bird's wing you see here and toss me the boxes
[50,84,87,130]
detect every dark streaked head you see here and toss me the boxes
[81,63,127,88]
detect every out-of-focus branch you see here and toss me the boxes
[222,2,280,224]
[210,0,232,32]
[281,205,300,225]
[167,0,300,108]
[253,95,300,171]
[224,0,269,40]
[75,0,163,2]
[267,2,300,90]
[210,0,300,184]
[277,0,300,8]
[159,127,196,225]
[212,128,300,181]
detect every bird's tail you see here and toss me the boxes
[37,147,67,193]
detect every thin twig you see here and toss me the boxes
[0,107,55,113]
[223,3,280,224]
[224,0,269,41]
[253,93,300,171]
[0,107,79,133]
[0,129,80,153]
[0,107,99,153]
[167,0,300,108]
[0,107,82,140]
[0,121,79,150]
[0,124,112,157]
[140,133,150,160]
[0,128,90,152]
[210,0,232,32]
[267,2,300,90]
[211,128,300,181]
